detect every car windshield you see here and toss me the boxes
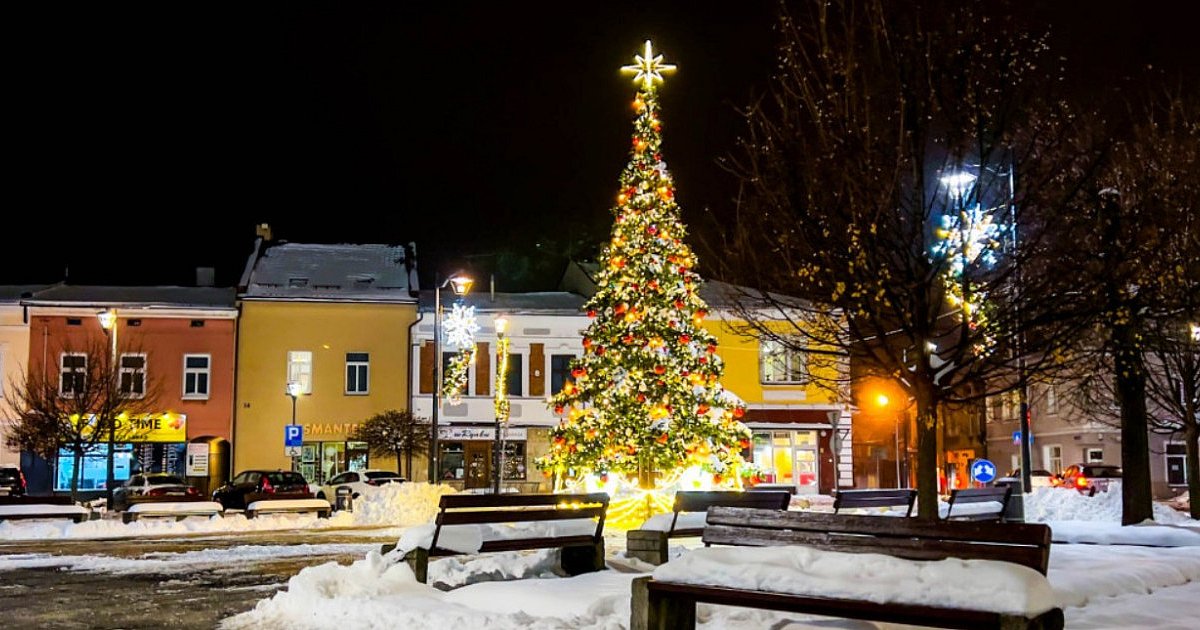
[266,472,306,485]
[147,475,185,485]
[1083,466,1122,478]
[365,472,401,480]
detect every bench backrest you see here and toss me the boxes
[833,489,917,516]
[432,492,609,549]
[945,486,1011,521]
[670,491,791,534]
[703,506,1052,574]
[0,495,75,506]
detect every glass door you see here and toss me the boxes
[465,442,491,489]
[320,442,347,485]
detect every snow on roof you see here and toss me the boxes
[417,291,587,314]
[0,285,51,303]
[21,285,236,309]
[242,242,416,302]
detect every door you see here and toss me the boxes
[793,431,819,495]
[464,442,492,489]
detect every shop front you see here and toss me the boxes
[437,425,533,490]
[295,422,368,485]
[53,412,188,493]
[742,407,844,495]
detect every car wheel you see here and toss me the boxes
[352,493,360,499]
[1088,487,1096,498]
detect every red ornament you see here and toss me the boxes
[733,407,746,419]
[674,300,685,309]
[623,334,634,344]
[706,344,717,354]
[713,473,723,484]
[647,225,657,234]
[637,393,647,403]
[596,346,606,356]
[582,337,592,349]
[657,433,669,445]
[615,303,627,315]
[699,357,708,364]
[571,367,586,378]
[678,266,688,274]
[554,405,564,414]
[697,404,710,415]
[587,310,597,318]
[600,473,609,483]
[739,438,751,449]
[654,365,666,375]
[680,334,690,344]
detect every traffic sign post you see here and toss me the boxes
[1011,431,1034,446]
[970,458,997,484]
[285,424,303,460]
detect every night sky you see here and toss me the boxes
[5,2,1196,289]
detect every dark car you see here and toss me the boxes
[111,473,199,511]
[1058,464,1122,496]
[213,470,312,510]
[0,466,25,497]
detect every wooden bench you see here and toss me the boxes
[245,498,332,519]
[627,490,792,565]
[632,507,1062,630]
[833,488,917,516]
[944,486,1012,522]
[401,492,609,584]
[121,498,223,523]
[0,495,89,523]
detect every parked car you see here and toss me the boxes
[212,470,312,510]
[111,473,199,511]
[1005,468,1059,489]
[1058,464,1122,496]
[316,469,405,502]
[0,466,25,497]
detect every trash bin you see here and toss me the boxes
[335,486,353,513]
[995,477,1024,523]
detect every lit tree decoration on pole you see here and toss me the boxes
[441,302,479,404]
[538,41,751,499]
[934,171,1005,346]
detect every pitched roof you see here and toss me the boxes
[0,285,52,303]
[21,285,236,309]
[241,242,417,302]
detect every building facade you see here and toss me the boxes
[0,286,45,467]
[21,285,237,496]
[234,239,419,484]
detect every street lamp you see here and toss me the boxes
[98,309,119,500]
[429,272,473,483]
[286,380,302,471]
[492,316,510,495]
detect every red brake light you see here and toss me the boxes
[1076,476,1089,488]
[186,487,199,496]
[260,475,275,494]
[20,472,26,489]
[148,487,168,496]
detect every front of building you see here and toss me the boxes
[0,286,45,468]
[234,238,419,484]
[21,285,237,496]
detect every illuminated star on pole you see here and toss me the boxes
[621,40,676,90]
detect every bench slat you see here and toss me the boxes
[438,506,606,526]
[673,491,790,513]
[439,493,609,509]
[948,488,1010,504]
[706,507,1049,546]
[646,580,1062,630]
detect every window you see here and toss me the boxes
[345,352,369,394]
[183,354,210,399]
[1044,444,1063,475]
[759,339,807,383]
[120,354,146,397]
[1166,444,1187,486]
[287,351,313,394]
[550,354,574,395]
[1086,448,1104,463]
[1045,385,1059,413]
[60,353,87,396]
[506,354,523,397]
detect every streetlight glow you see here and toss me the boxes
[98,309,117,330]
[875,393,890,408]
[940,171,977,199]
[286,380,303,398]
[449,274,474,296]
[1191,323,1199,343]
[494,317,508,335]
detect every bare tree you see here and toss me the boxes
[350,409,430,478]
[714,0,1105,518]
[4,336,159,501]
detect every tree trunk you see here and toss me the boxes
[1114,323,1154,525]
[915,382,940,521]
[406,449,413,481]
[395,448,404,476]
[70,450,82,503]
[1185,423,1199,521]
[105,422,116,504]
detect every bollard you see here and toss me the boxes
[335,486,353,512]
[995,477,1024,523]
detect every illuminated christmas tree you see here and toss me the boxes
[540,41,750,489]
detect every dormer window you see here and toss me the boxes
[288,277,309,288]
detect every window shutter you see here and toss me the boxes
[529,343,545,397]
[419,341,434,394]
[475,342,490,396]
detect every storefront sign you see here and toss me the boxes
[438,426,527,441]
[74,413,187,443]
[186,443,209,476]
[302,423,360,438]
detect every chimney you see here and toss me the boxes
[196,267,216,287]
[255,223,273,241]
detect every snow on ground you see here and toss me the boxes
[0,482,454,541]
[0,543,379,575]
[1023,485,1192,524]
[1047,520,1200,546]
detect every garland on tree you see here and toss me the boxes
[538,41,750,485]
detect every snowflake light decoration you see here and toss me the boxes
[443,303,479,350]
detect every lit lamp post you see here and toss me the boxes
[429,273,473,484]
[98,309,119,500]
[286,380,302,471]
[492,316,510,495]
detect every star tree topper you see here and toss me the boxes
[621,39,676,91]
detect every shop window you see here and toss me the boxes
[346,352,369,395]
[54,444,133,491]
[60,353,87,396]
[506,354,523,396]
[550,354,574,395]
[759,339,807,384]
[441,442,466,480]
[287,350,313,394]
[347,441,369,471]
[501,442,527,480]
[1166,444,1187,486]
[120,354,146,397]
[183,354,210,399]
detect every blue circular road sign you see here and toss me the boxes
[971,459,997,484]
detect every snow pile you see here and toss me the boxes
[397,518,598,554]
[344,482,457,527]
[638,511,706,532]
[653,545,1057,616]
[1024,487,1192,524]
[427,548,560,589]
[126,501,222,515]
[1049,521,1200,546]
[0,543,375,575]
[0,510,338,541]
[1052,544,1200,613]
[221,551,630,630]
[0,504,89,517]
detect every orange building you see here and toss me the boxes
[22,284,236,495]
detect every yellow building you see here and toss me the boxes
[1,286,46,466]
[234,234,419,484]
